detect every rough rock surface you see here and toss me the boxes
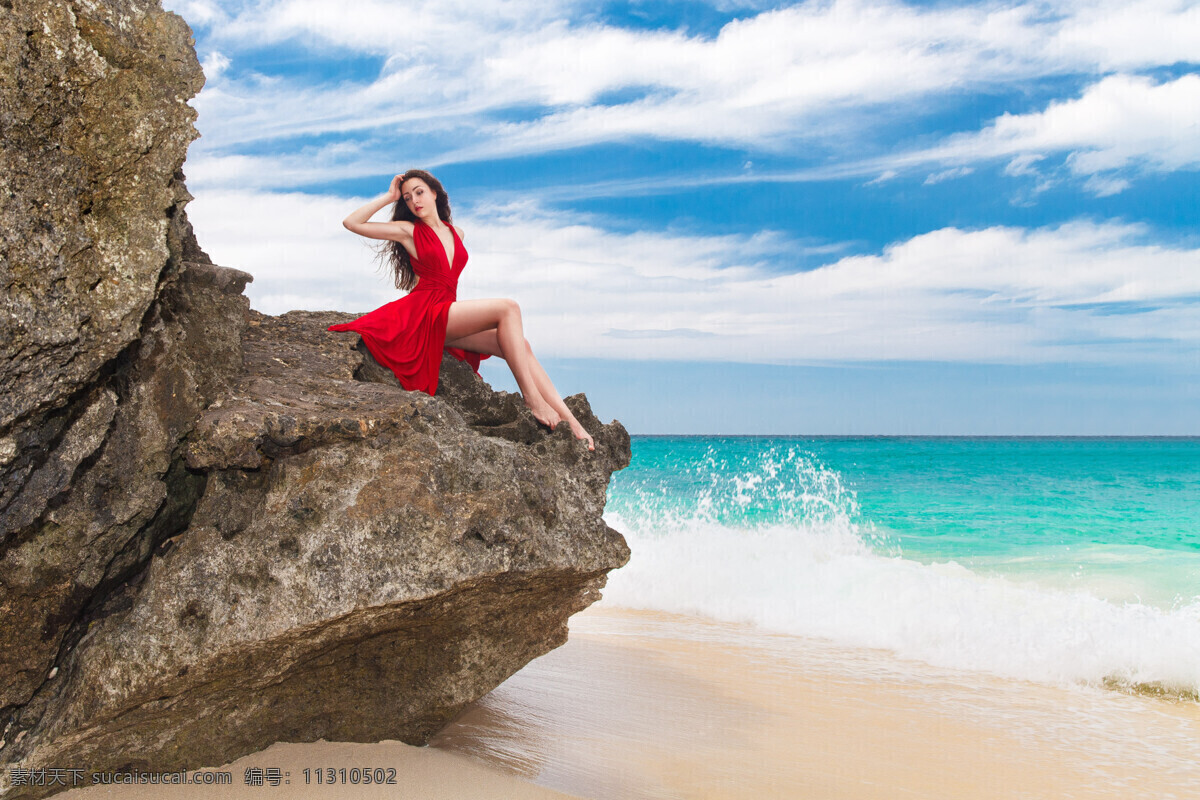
[0,0,203,434]
[0,0,216,714]
[4,311,630,795]
[1,2,630,796]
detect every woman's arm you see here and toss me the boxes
[343,175,413,241]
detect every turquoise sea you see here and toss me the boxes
[601,436,1200,697]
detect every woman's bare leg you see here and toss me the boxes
[525,345,594,450]
[447,328,594,450]
[444,299,559,429]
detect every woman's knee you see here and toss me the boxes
[500,297,521,319]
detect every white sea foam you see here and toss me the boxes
[601,449,1200,695]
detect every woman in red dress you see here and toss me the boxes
[329,170,594,450]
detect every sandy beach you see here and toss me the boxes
[437,605,1200,798]
[50,604,1200,800]
[55,740,573,800]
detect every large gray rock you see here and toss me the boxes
[0,0,204,434]
[0,0,221,714]
[0,2,630,795]
[0,259,250,716]
[3,312,629,795]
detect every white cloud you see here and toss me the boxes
[186,189,1200,367]
[167,0,227,28]
[699,71,1200,197]
[200,50,231,80]
[1004,153,1046,177]
[1054,0,1200,69]
[172,0,1200,189]
[929,74,1200,190]
[924,166,974,185]
[1083,175,1132,196]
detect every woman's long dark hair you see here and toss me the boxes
[380,169,453,291]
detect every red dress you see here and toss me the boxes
[328,219,487,395]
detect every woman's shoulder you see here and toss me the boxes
[452,224,465,239]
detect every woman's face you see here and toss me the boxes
[401,178,435,217]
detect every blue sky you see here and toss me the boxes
[167,0,1200,433]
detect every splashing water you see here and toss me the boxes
[602,437,1200,698]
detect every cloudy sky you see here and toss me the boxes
[166,0,1199,434]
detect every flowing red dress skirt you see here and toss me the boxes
[328,219,487,395]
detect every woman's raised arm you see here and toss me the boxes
[342,175,412,241]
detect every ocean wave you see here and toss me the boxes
[601,514,1200,695]
[602,443,1200,696]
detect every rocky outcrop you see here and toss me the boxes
[0,0,205,442]
[4,310,630,794]
[1,0,216,714]
[1,2,630,796]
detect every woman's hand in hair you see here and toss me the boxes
[386,174,404,203]
[343,181,413,241]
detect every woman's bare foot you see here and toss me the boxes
[567,417,595,451]
[527,400,562,431]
